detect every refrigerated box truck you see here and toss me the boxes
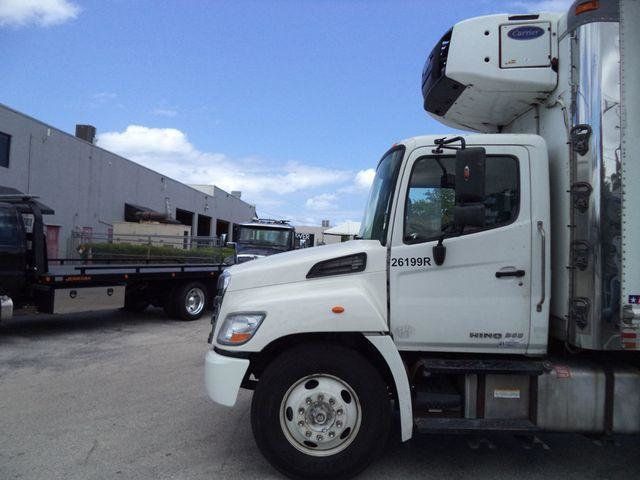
[204,1,640,478]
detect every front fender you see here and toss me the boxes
[214,271,387,352]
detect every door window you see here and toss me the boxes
[404,155,519,243]
[0,209,20,247]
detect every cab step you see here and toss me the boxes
[417,358,547,376]
[414,417,539,434]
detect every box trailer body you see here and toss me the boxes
[421,3,638,350]
[204,1,640,478]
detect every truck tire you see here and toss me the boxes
[251,343,391,479]
[171,281,208,321]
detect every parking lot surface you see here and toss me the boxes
[1,310,639,480]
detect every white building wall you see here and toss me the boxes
[0,104,256,257]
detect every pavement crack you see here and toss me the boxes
[82,439,98,464]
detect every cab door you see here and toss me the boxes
[388,145,533,353]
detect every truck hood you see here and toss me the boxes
[226,240,385,292]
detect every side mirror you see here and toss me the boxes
[454,147,486,228]
[455,147,486,203]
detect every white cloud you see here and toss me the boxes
[510,0,573,12]
[0,0,80,27]
[97,125,351,200]
[305,193,338,211]
[354,168,375,190]
[152,108,178,118]
[99,125,194,156]
[97,124,379,225]
[91,92,118,107]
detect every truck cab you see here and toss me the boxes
[0,189,52,315]
[231,219,296,263]
[369,135,550,354]
[0,202,28,300]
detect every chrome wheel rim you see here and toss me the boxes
[279,374,361,457]
[185,287,205,315]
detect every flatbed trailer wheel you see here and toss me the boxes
[172,281,208,321]
[251,343,391,479]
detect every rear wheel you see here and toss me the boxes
[251,343,391,479]
[171,281,208,321]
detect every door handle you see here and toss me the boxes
[536,220,546,312]
[495,269,525,278]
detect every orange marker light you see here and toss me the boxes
[332,306,345,314]
[575,0,599,15]
[229,332,252,343]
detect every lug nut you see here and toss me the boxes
[317,394,324,402]
[305,431,312,437]
[328,431,335,438]
[298,408,305,415]
[317,435,323,441]
[336,409,343,416]
[329,398,335,406]
[336,421,343,428]
[305,397,312,405]
[298,421,305,427]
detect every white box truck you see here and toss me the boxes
[204,1,640,478]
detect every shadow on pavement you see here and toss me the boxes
[0,307,203,339]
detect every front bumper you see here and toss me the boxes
[204,349,250,407]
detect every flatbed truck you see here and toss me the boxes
[0,193,224,322]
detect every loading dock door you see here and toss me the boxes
[216,219,230,239]
[197,214,212,236]
[176,208,194,228]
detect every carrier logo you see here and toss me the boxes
[507,26,545,40]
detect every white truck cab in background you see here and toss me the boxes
[205,1,640,478]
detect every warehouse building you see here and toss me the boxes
[0,103,256,258]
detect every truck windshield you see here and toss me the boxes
[358,146,405,244]
[237,227,293,249]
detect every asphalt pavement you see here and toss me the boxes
[1,309,638,480]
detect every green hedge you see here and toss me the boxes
[79,242,234,264]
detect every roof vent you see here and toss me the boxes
[75,124,96,144]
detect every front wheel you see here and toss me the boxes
[172,282,208,321]
[251,343,391,479]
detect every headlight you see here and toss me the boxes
[218,270,231,291]
[217,312,265,345]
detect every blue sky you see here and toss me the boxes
[1,0,571,225]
